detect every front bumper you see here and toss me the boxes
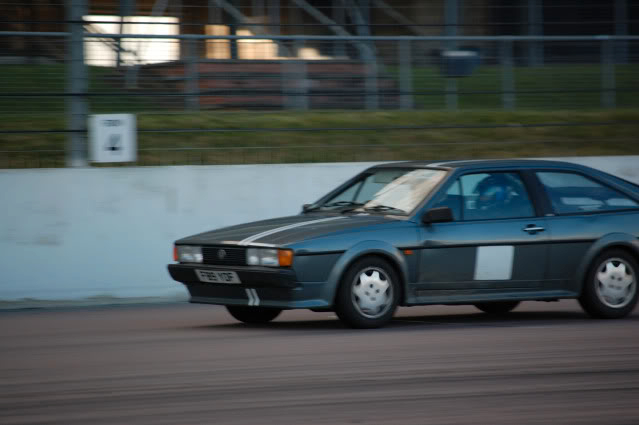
[167,263,332,309]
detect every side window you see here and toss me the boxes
[460,172,535,220]
[536,172,639,214]
[431,180,462,220]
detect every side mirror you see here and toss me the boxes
[422,206,454,225]
[302,203,314,213]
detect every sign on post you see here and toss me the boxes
[89,114,137,163]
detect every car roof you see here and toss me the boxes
[370,159,586,171]
[369,158,639,196]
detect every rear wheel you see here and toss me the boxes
[474,301,520,315]
[579,250,638,319]
[226,306,282,324]
[335,257,400,329]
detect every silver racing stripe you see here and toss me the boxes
[220,241,276,247]
[238,216,346,245]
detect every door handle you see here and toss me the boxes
[523,225,545,234]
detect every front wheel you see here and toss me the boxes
[226,306,282,324]
[579,250,638,319]
[335,257,400,329]
[474,301,520,315]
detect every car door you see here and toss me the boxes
[531,169,639,295]
[411,170,550,303]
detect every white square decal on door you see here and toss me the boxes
[474,246,514,280]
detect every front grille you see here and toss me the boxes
[202,246,247,266]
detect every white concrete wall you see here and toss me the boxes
[1,157,638,302]
[0,162,377,301]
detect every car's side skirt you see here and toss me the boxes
[405,289,578,306]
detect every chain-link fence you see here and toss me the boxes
[3,32,638,114]
[1,0,638,167]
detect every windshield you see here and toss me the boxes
[315,168,447,215]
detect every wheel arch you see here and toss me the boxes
[324,241,410,307]
[574,233,639,296]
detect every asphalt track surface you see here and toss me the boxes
[2,301,639,425]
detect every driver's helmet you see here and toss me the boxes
[476,175,512,210]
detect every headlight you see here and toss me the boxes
[246,248,293,267]
[175,245,203,263]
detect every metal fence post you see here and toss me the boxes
[444,0,458,47]
[295,40,309,110]
[281,57,289,109]
[500,39,515,110]
[446,79,458,110]
[333,0,346,57]
[283,45,293,109]
[299,61,309,110]
[443,0,459,112]
[601,38,616,108]
[252,0,265,17]
[359,44,379,110]
[527,0,544,67]
[615,0,628,64]
[399,39,413,110]
[365,54,379,110]
[269,0,285,56]
[269,0,280,34]
[186,39,200,111]
[66,0,88,167]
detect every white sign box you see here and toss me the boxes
[89,114,137,163]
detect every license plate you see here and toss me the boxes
[195,270,242,284]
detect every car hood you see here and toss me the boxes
[176,214,399,246]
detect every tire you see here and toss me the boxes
[226,306,282,324]
[335,257,400,329]
[578,249,639,319]
[474,301,520,315]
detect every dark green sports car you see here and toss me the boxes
[168,159,639,328]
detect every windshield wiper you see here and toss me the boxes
[363,205,406,214]
[304,201,364,213]
[324,201,365,209]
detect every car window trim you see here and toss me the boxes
[531,168,639,217]
[521,169,553,217]
[351,178,365,203]
[547,208,639,218]
[458,176,466,221]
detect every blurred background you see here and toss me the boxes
[1,0,638,168]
